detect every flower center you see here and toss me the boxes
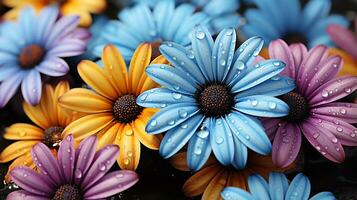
[151,41,161,60]
[282,33,307,45]
[57,0,68,5]
[18,44,45,69]
[197,84,234,117]
[43,126,64,148]
[279,91,309,122]
[52,184,82,200]
[113,94,143,123]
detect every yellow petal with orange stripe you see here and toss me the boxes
[0,141,38,163]
[117,125,141,170]
[4,123,43,140]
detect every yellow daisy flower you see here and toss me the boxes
[59,43,166,170]
[0,81,81,182]
[171,152,293,200]
[3,0,106,27]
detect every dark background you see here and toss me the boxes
[1,0,357,199]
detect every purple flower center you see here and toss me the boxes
[197,84,234,117]
[52,184,82,200]
[282,33,307,45]
[113,94,143,123]
[279,91,310,122]
[18,44,45,69]
[44,126,64,148]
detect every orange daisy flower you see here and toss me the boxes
[171,152,293,200]
[59,43,166,170]
[0,81,82,182]
[3,0,106,27]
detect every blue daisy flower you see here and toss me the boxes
[221,172,336,200]
[136,25,295,171]
[242,0,349,47]
[131,0,240,33]
[0,6,88,108]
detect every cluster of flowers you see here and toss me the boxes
[0,0,356,199]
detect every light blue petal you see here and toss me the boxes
[235,95,289,117]
[234,37,264,68]
[226,111,271,155]
[0,71,25,108]
[302,0,331,30]
[191,25,215,81]
[137,88,196,108]
[160,114,205,158]
[187,118,212,171]
[268,172,289,200]
[252,0,285,33]
[0,64,20,81]
[203,0,239,16]
[285,173,311,200]
[308,34,333,48]
[212,28,236,81]
[0,37,20,55]
[0,52,17,65]
[283,0,301,31]
[210,118,234,166]
[308,15,348,41]
[310,192,336,200]
[210,14,240,33]
[243,9,280,40]
[231,60,285,93]
[21,70,42,106]
[146,64,198,95]
[164,4,195,40]
[159,43,206,84]
[35,6,59,44]
[248,174,270,200]
[221,187,254,200]
[146,103,199,134]
[230,135,248,169]
[235,76,295,99]
[19,7,36,44]
[154,0,174,38]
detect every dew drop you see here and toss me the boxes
[236,61,245,70]
[150,120,157,127]
[140,94,148,101]
[344,88,352,93]
[340,108,347,115]
[273,61,280,66]
[216,136,224,144]
[332,138,338,143]
[197,129,209,139]
[125,129,133,136]
[195,31,205,39]
[220,59,226,66]
[268,101,277,109]
[226,29,233,36]
[313,133,320,139]
[178,109,188,118]
[336,127,343,132]
[194,148,202,155]
[116,173,124,178]
[172,93,182,100]
[124,158,130,165]
[321,90,329,98]
[75,169,82,178]
[168,120,175,125]
[251,99,258,106]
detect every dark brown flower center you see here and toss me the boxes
[113,94,143,123]
[282,33,307,45]
[52,184,82,200]
[57,0,68,5]
[197,84,234,117]
[18,44,45,69]
[151,41,161,60]
[279,91,309,122]
[43,126,64,148]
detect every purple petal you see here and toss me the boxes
[10,166,54,196]
[7,190,48,200]
[289,43,308,71]
[31,143,63,186]
[327,24,357,60]
[304,56,342,95]
[310,116,357,146]
[0,71,24,108]
[300,120,345,163]
[58,135,75,184]
[268,39,296,79]
[47,39,86,57]
[84,170,139,199]
[308,76,357,106]
[81,145,119,191]
[21,70,42,106]
[74,135,98,185]
[311,102,357,123]
[70,28,91,41]
[262,118,281,140]
[35,6,59,44]
[297,45,329,95]
[45,15,80,49]
[36,57,69,77]
[272,122,302,168]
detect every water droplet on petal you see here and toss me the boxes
[140,94,148,101]
[273,62,280,66]
[195,31,205,39]
[125,129,133,136]
[178,109,188,118]
[194,148,202,155]
[251,99,258,106]
[220,59,226,66]
[336,127,343,132]
[226,29,233,36]
[150,120,157,127]
[313,133,320,139]
[116,173,124,178]
[216,136,224,144]
[268,101,277,109]
[332,138,338,143]
[172,93,182,100]
[168,120,175,125]
[345,88,352,93]
[75,169,82,178]
[321,90,329,98]
[340,108,347,115]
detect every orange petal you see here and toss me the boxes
[4,123,43,140]
[60,2,92,27]
[102,44,129,95]
[63,113,114,141]
[329,48,357,76]
[23,101,50,129]
[182,165,222,197]
[170,152,190,171]
[227,171,248,190]
[128,43,152,93]
[133,114,161,150]
[78,60,119,100]
[59,88,113,113]
[40,84,58,125]
[0,141,38,163]
[117,125,141,170]
[97,123,121,150]
[202,170,229,200]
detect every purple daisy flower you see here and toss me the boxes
[0,6,89,108]
[263,39,357,168]
[327,17,357,60]
[7,134,139,199]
